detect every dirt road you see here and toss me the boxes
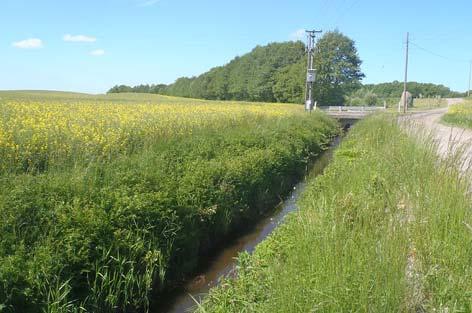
[402,103,472,173]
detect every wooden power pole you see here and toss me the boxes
[403,32,409,113]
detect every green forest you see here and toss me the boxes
[109,41,308,103]
[109,31,463,105]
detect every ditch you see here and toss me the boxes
[154,122,350,313]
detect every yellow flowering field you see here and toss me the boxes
[0,91,338,312]
[0,91,304,173]
[442,100,472,128]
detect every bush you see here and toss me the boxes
[345,88,380,106]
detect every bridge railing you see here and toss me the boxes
[319,106,386,112]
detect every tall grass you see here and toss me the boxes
[199,114,472,312]
[0,93,338,312]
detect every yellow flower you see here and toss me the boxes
[0,94,305,171]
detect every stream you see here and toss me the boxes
[155,136,342,313]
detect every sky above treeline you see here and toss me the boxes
[1,0,472,94]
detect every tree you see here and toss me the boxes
[107,85,133,93]
[272,60,305,103]
[345,88,379,106]
[160,41,306,102]
[150,84,168,94]
[313,31,364,105]
[362,81,462,98]
[107,36,367,105]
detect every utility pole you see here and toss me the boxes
[468,60,471,97]
[305,29,322,112]
[402,32,409,113]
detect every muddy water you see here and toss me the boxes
[156,137,341,313]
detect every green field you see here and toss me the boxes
[411,97,447,109]
[0,91,338,312]
[442,100,472,128]
[199,115,472,312]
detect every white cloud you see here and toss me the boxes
[290,29,306,41]
[63,34,97,43]
[12,38,43,49]
[139,0,159,6]
[90,49,105,56]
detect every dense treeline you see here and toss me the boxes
[363,81,463,98]
[109,79,463,106]
[108,84,168,94]
[163,41,306,102]
[345,82,464,106]
[109,42,306,102]
[109,31,365,105]
[108,32,463,105]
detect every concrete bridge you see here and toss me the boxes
[320,106,386,120]
[318,106,386,131]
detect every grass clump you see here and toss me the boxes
[199,114,472,312]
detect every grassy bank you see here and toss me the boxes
[199,114,472,312]
[0,92,338,312]
[442,100,472,128]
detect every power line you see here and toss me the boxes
[411,31,472,42]
[409,41,469,63]
[407,37,471,93]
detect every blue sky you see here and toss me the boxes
[1,0,471,94]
